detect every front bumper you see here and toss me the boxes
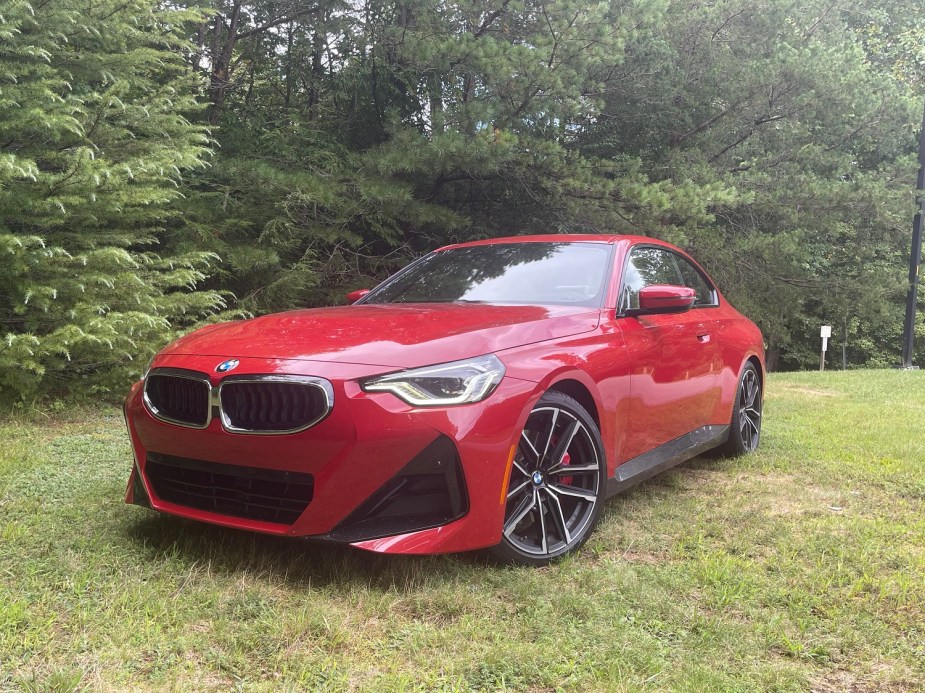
[124,353,537,554]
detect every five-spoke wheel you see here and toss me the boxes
[490,391,606,566]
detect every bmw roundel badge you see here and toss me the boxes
[216,358,239,373]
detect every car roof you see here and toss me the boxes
[437,234,667,251]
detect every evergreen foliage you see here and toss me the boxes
[580,0,921,368]
[0,0,226,401]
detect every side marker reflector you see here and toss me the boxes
[500,444,517,505]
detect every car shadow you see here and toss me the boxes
[122,511,494,591]
[595,452,731,514]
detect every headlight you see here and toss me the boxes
[361,354,505,406]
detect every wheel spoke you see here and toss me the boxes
[549,463,598,475]
[512,456,530,477]
[537,408,559,467]
[745,374,758,408]
[506,479,530,501]
[504,491,537,536]
[545,420,581,473]
[519,432,540,467]
[739,410,759,449]
[543,488,572,544]
[548,483,596,503]
[536,493,548,554]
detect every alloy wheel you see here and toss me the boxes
[738,368,762,451]
[502,404,603,558]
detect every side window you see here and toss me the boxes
[621,246,682,311]
[673,254,717,307]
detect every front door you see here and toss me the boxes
[617,245,720,461]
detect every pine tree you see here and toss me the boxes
[577,0,921,368]
[0,0,226,400]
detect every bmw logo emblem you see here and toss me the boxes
[216,359,239,373]
[532,470,544,486]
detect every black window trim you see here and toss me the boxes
[616,243,720,317]
[354,251,435,305]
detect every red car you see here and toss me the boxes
[124,235,764,565]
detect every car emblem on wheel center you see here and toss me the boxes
[216,358,239,373]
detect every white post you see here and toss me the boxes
[820,325,832,372]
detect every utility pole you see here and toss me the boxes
[900,98,925,369]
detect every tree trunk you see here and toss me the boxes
[308,28,324,120]
[208,0,242,125]
[284,23,294,109]
[765,345,780,372]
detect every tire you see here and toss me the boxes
[489,390,607,566]
[718,362,763,457]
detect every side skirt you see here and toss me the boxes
[606,425,730,498]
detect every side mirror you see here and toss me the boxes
[346,289,370,304]
[632,284,696,314]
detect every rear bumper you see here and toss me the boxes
[124,354,538,554]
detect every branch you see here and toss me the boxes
[472,1,511,39]
[670,93,755,147]
[425,171,501,200]
[709,108,791,163]
[711,8,747,42]
[235,6,322,41]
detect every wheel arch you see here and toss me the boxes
[536,368,618,474]
[745,353,764,392]
[546,378,600,427]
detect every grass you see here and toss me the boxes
[1,370,924,692]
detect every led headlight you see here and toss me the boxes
[362,354,505,406]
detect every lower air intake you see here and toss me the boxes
[145,452,313,525]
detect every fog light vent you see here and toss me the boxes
[327,436,468,542]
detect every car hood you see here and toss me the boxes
[161,304,601,368]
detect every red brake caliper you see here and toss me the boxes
[559,451,573,486]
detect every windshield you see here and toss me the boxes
[361,242,613,307]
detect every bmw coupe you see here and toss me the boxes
[124,235,765,565]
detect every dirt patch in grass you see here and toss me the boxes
[811,667,921,692]
[755,474,844,516]
[775,386,841,398]
[679,466,847,515]
[671,466,729,487]
[619,548,669,564]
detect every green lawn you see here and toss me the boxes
[1,370,923,692]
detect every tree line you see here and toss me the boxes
[1,0,922,402]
